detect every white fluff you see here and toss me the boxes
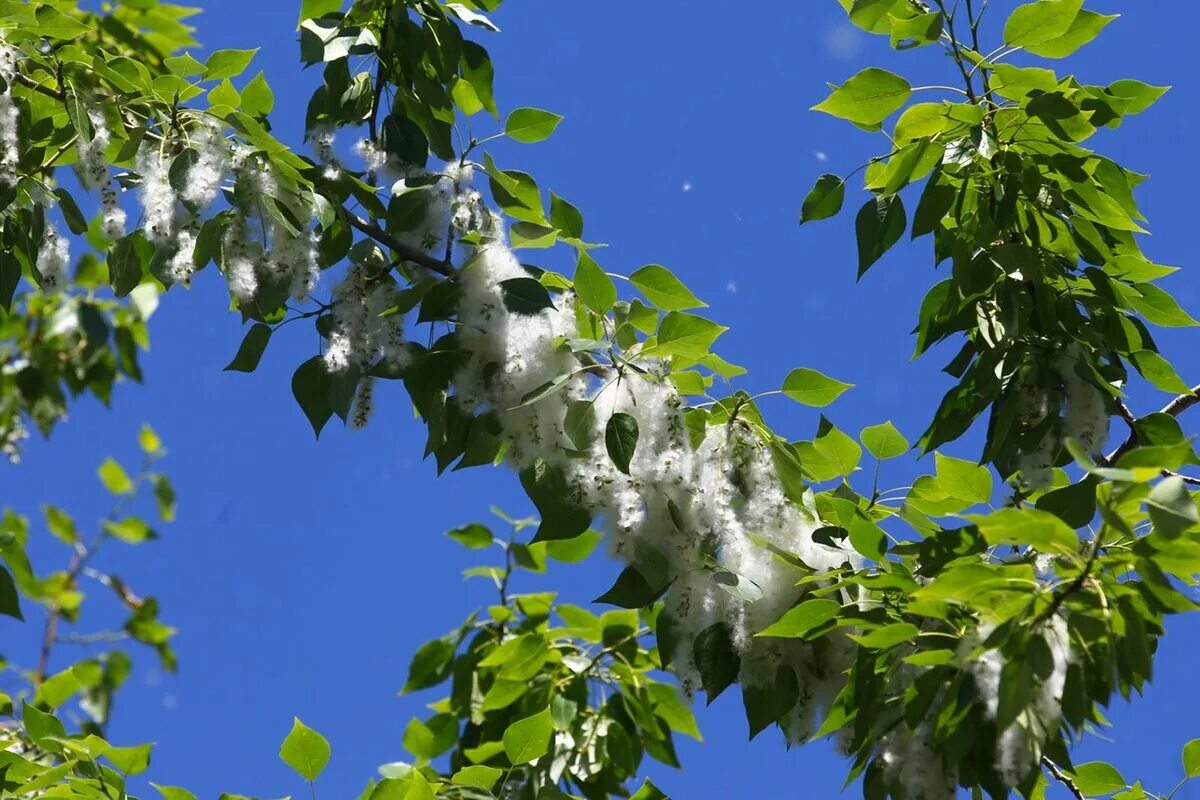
[180,121,228,209]
[136,143,176,243]
[36,222,69,291]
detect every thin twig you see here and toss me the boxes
[1102,383,1200,465]
[343,211,454,277]
[1043,757,1086,800]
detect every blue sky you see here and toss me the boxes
[6,1,1200,797]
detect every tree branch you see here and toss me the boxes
[1102,383,1200,466]
[1042,758,1085,800]
[343,211,454,277]
[13,70,66,102]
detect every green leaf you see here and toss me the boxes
[967,508,1079,555]
[240,71,274,117]
[107,743,153,775]
[152,785,198,800]
[446,523,493,550]
[292,356,333,437]
[860,421,909,459]
[1183,739,1200,778]
[693,622,739,703]
[139,425,163,455]
[54,188,89,235]
[605,412,639,475]
[521,460,592,543]
[757,599,840,639]
[1129,283,1198,328]
[889,10,943,49]
[0,566,21,620]
[1131,350,1193,394]
[650,312,727,360]
[1147,476,1200,539]
[1035,476,1098,528]
[630,780,670,800]
[502,707,553,764]
[800,174,845,224]
[1108,80,1170,115]
[204,49,258,81]
[935,453,993,507]
[43,504,78,543]
[1026,9,1117,57]
[574,251,616,314]
[629,264,706,311]
[812,68,912,127]
[1003,0,1084,47]
[299,0,341,22]
[98,458,134,494]
[403,714,458,761]
[500,277,555,315]
[648,683,701,740]
[504,108,563,143]
[855,195,906,278]
[782,367,853,407]
[224,324,272,373]
[104,517,155,544]
[451,766,502,791]
[109,234,147,297]
[991,63,1059,101]
[1068,762,1127,796]
[279,718,330,781]
[894,103,949,142]
[594,565,664,609]
[549,193,584,239]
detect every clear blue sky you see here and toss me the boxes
[6,1,1200,797]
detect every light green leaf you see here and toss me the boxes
[1131,350,1193,394]
[812,67,912,127]
[935,453,993,507]
[1068,762,1127,796]
[967,508,1079,555]
[279,718,331,781]
[782,368,853,407]
[451,766,502,791]
[757,599,840,638]
[649,312,728,360]
[204,49,258,81]
[504,108,563,143]
[574,251,616,314]
[1026,10,1117,57]
[1183,739,1200,778]
[860,421,909,460]
[152,785,198,800]
[630,264,706,310]
[1003,0,1084,47]
[98,458,134,495]
[1130,283,1198,328]
[446,523,493,550]
[502,707,553,764]
[240,71,274,117]
[107,743,153,775]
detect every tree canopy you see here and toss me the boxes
[1,0,1199,798]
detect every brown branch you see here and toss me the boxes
[1042,758,1086,800]
[35,547,84,684]
[343,211,454,277]
[12,70,66,102]
[1102,383,1200,466]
